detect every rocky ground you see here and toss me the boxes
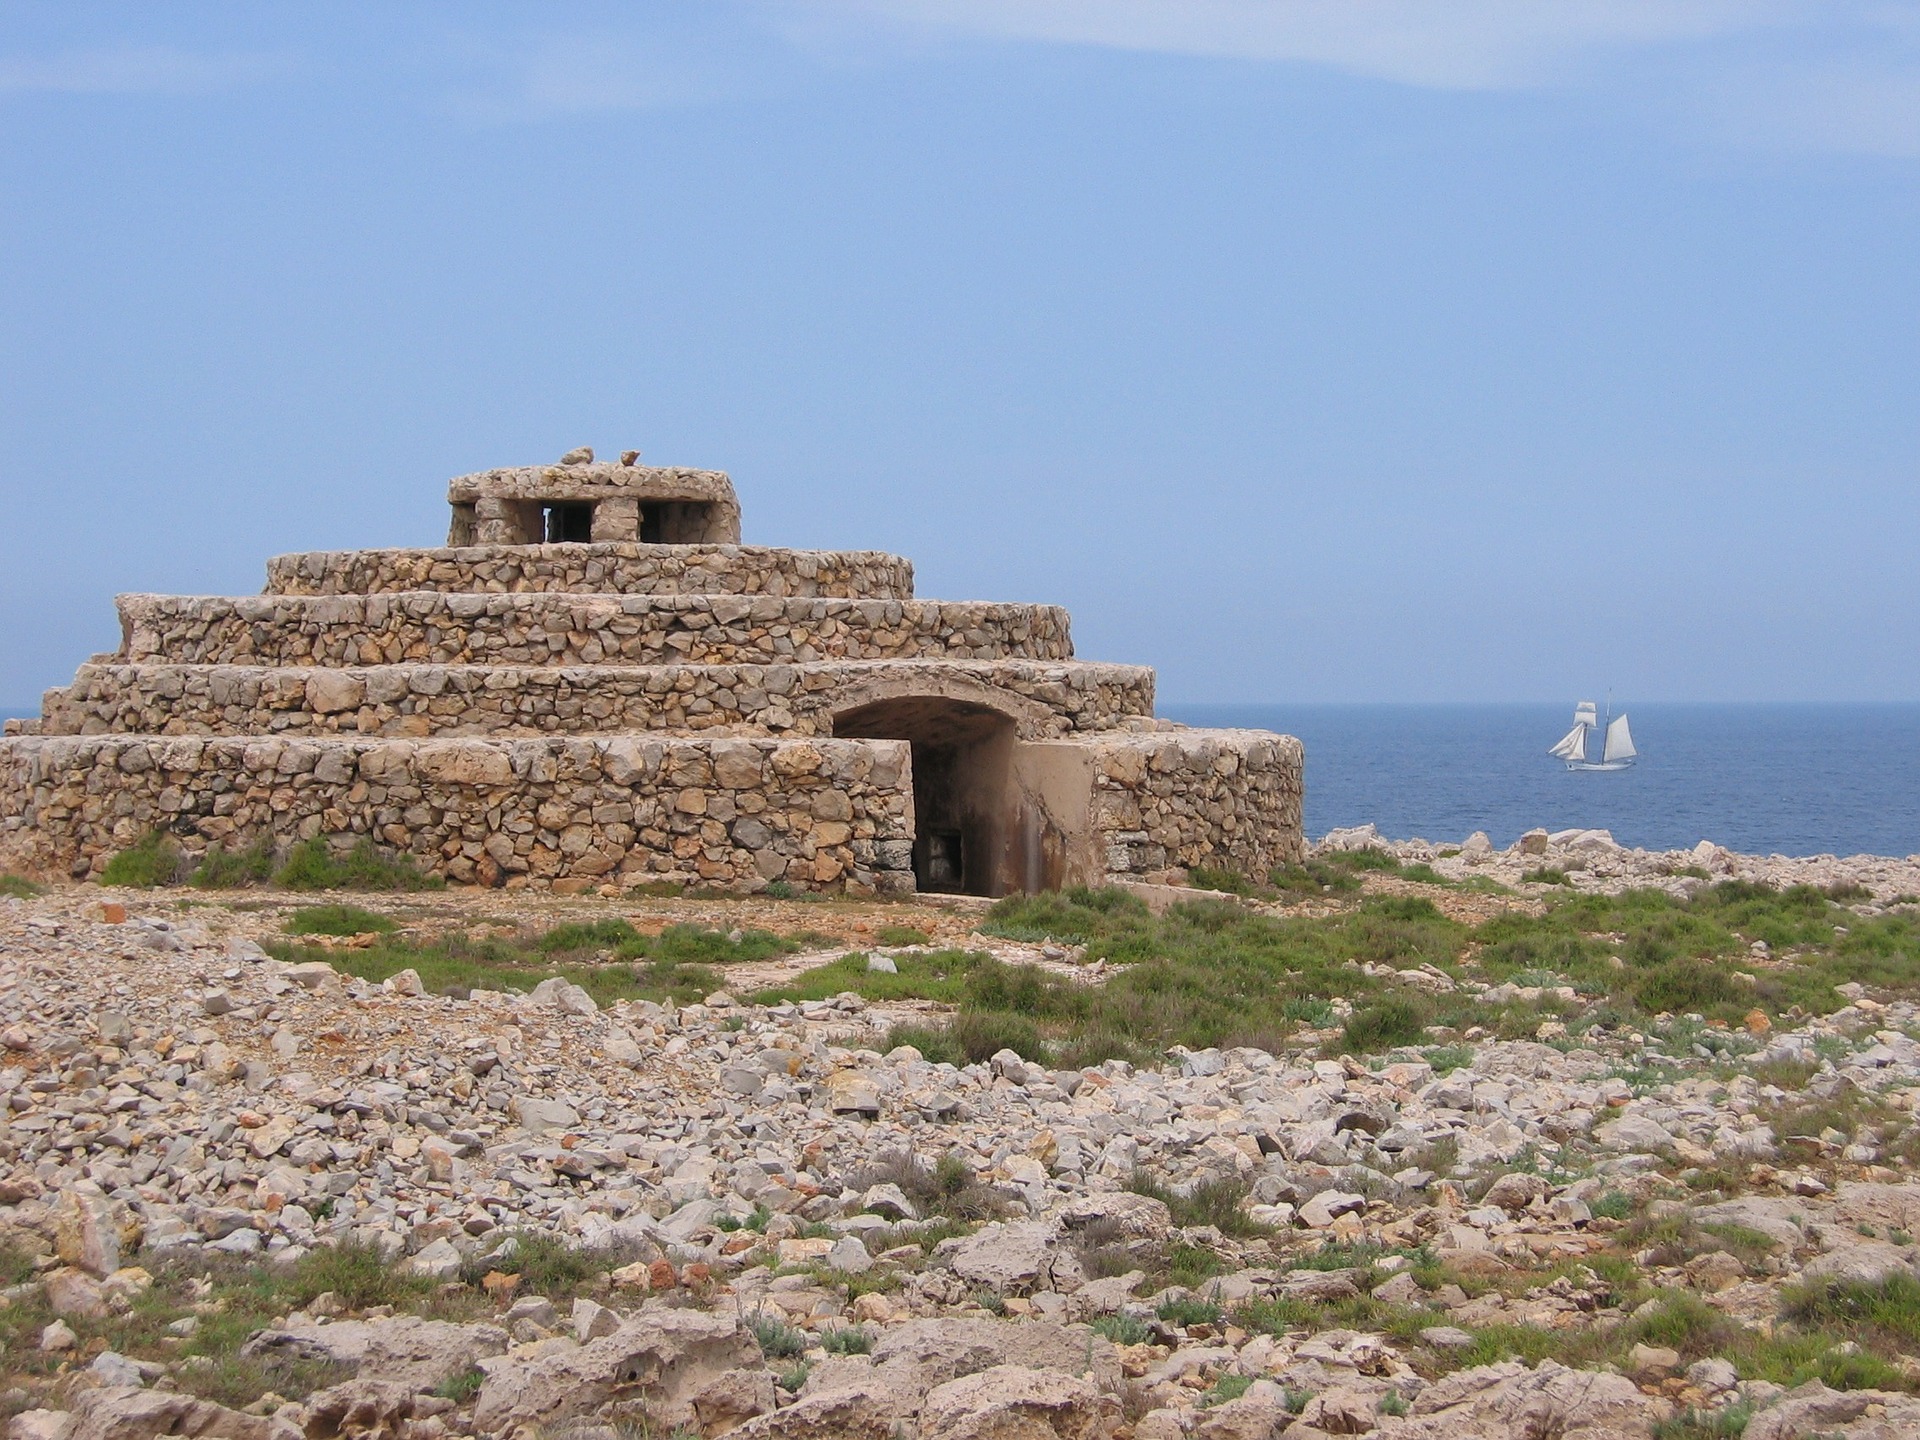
[4,828,1920,1439]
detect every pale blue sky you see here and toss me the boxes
[2,2,1916,705]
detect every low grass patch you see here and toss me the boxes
[753,949,989,1006]
[274,837,442,891]
[1091,1312,1151,1345]
[190,837,277,889]
[847,1150,1008,1224]
[100,830,188,887]
[284,903,400,937]
[273,918,808,1006]
[1127,1172,1270,1239]
[747,1312,808,1359]
[0,872,44,899]
[876,924,932,946]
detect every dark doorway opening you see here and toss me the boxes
[833,696,1015,896]
[543,502,594,543]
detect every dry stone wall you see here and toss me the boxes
[1091,730,1304,881]
[119,594,1072,668]
[264,544,914,600]
[0,452,1304,894]
[0,734,915,893]
[42,659,1154,741]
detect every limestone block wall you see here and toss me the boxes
[119,595,1073,668]
[264,545,915,601]
[1091,730,1304,881]
[0,734,915,894]
[449,465,742,546]
[42,660,1154,741]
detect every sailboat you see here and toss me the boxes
[1548,698,1636,771]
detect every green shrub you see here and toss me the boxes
[1780,1272,1920,1352]
[1091,1312,1151,1345]
[820,1325,873,1355]
[288,1238,433,1310]
[1340,997,1432,1054]
[1186,867,1258,897]
[1522,867,1573,887]
[880,1022,968,1067]
[474,1231,615,1297]
[432,1368,485,1405]
[748,1312,808,1359]
[0,873,42,899]
[876,925,931,947]
[274,837,441,892]
[190,838,277,889]
[1632,959,1740,1015]
[534,918,642,952]
[1127,1172,1268,1238]
[1158,1295,1224,1326]
[1200,1374,1252,1407]
[100,830,186,887]
[284,904,399,937]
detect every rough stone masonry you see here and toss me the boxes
[0,450,1302,895]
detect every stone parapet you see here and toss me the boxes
[0,734,914,894]
[42,659,1154,741]
[118,594,1073,668]
[264,544,915,600]
[1087,729,1304,882]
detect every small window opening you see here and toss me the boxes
[920,830,965,893]
[543,502,594,543]
[639,503,666,544]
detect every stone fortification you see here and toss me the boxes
[265,543,913,599]
[115,594,1074,668]
[44,659,1156,740]
[1,448,1302,893]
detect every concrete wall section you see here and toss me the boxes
[117,594,1074,668]
[1005,730,1305,889]
[264,545,914,600]
[0,735,915,895]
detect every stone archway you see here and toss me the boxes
[830,694,1019,896]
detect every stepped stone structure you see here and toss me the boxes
[0,451,1302,895]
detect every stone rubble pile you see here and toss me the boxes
[1317,823,1920,903]
[4,885,1920,1438]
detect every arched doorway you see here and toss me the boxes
[832,696,1017,896]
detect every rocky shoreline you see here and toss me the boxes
[1314,822,1920,905]
[3,847,1920,1439]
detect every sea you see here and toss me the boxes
[1164,704,1920,860]
[3,701,1913,860]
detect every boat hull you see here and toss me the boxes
[1564,759,1635,772]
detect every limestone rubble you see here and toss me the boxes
[5,860,1920,1439]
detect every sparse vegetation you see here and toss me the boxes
[284,903,400,936]
[99,829,187,887]
[273,837,442,891]
[0,872,41,899]
[189,838,277,888]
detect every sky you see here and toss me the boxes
[1,2,1917,707]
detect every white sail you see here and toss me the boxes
[1603,713,1636,762]
[1573,700,1599,729]
[1549,723,1588,761]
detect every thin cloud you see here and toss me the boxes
[0,46,286,98]
[807,0,1790,90]
[795,0,1920,156]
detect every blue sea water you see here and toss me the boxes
[1164,704,1920,859]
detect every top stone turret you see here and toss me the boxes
[447,446,742,547]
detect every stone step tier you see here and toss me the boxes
[39,659,1156,740]
[264,543,915,600]
[118,593,1072,668]
[0,728,1302,894]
